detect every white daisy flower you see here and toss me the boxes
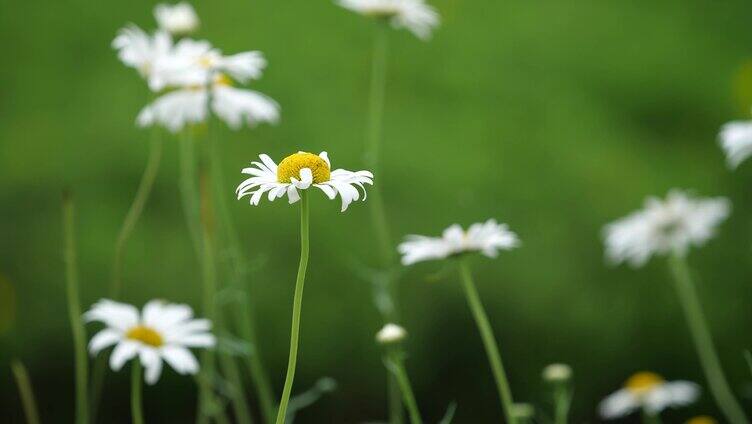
[161,38,267,87]
[337,0,440,40]
[236,151,373,212]
[599,372,699,420]
[603,190,730,267]
[542,363,572,383]
[398,219,519,265]
[719,121,752,169]
[84,299,215,385]
[375,323,407,344]
[136,73,279,132]
[112,25,174,91]
[154,2,199,36]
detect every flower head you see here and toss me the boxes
[84,299,215,384]
[719,121,752,169]
[112,25,174,91]
[598,372,699,419]
[154,2,199,35]
[603,190,730,267]
[376,323,407,344]
[236,152,373,211]
[398,219,519,265]
[542,363,572,383]
[338,0,440,40]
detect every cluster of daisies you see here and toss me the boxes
[113,2,279,132]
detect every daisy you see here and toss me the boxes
[603,190,730,267]
[84,299,215,385]
[598,372,699,420]
[719,121,752,169]
[337,0,440,40]
[376,323,407,344]
[236,151,373,211]
[136,73,279,132]
[398,219,519,265]
[154,2,199,36]
[112,25,174,91]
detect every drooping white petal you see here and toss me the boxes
[598,389,638,419]
[110,340,140,371]
[161,346,200,374]
[212,85,280,129]
[719,121,752,168]
[139,347,164,385]
[88,329,123,355]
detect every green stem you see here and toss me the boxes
[668,255,748,424]
[206,99,274,424]
[62,193,89,424]
[640,408,662,424]
[386,352,422,424]
[10,360,41,424]
[366,23,403,424]
[111,128,163,298]
[275,192,310,424]
[179,129,202,259]
[552,385,569,424]
[458,259,516,424]
[218,347,254,424]
[131,361,144,424]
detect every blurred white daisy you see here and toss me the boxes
[603,190,730,267]
[398,219,519,265]
[236,151,373,211]
[84,299,215,385]
[599,372,699,420]
[375,323,407,344]
[162,38,268,87]
[154,2,199,35]
[112,25,174,91]
[136,73,279,132]
[719,121,752,169]
[337,0,440,40]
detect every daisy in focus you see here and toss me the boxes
[84,299,215,384]
[598,372,700,420]
[337,0,440,40]
[154,2,199,35]
[398,219,519,265]
[603,190,730,267]
[719,120,752,169]
[236,151,373,211]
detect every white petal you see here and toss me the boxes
[110,340,140,371]
[139,347,163,385]
[598,389,638,419]
[161,346,199,374]
[287,185,300,204]
[88,329,123,355]
[84,299,140,332]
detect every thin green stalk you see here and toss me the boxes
[275,192,310,424]
[385,352,422,424]
[218,349,254,424]
[11,360,41,424]
[458,259,516,424]
[111,128,164,298]
[668,255,748,424]
[206,99,275,424]
[552,385,569,424]
[62,192,89,424]
[131,362,144,424]
[365,23,403,424]
[640,408,662,424]
[179,129,202,258]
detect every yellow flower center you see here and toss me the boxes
[126,325,164,347]
[366,7,400,18]
[686,417,717,424]
[198,56,214,68]
[214,73,233,87]
[625,372,664,395]
[277,152,330,184]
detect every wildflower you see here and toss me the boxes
[603,190,729,267]
[598,372,699,420]
[236,152,373,211]
[154,2,199,35]
[719,121,752,169]
[112,25,174,91]
[337,0,440,40]
[84,299,215,384]
[376,323,407,344]
[398,219,519,265]
[542,363,572,383]
[137,73,279,132]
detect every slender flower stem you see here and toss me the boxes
[218,341,254,424]
[62,192,89,424]
[640,408,662,424]
[205,102,274,424]
[552,384,569,424]
[458,259,516,424]
[111,127,163,298]
[365,23,403,424]
[131,361,144,424]
[10,360,41,424]
[668,254,748,424]
[179,129,202,258]
[275,192,310,424]
[385,351,422,424]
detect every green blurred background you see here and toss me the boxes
[3,0,752,422]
